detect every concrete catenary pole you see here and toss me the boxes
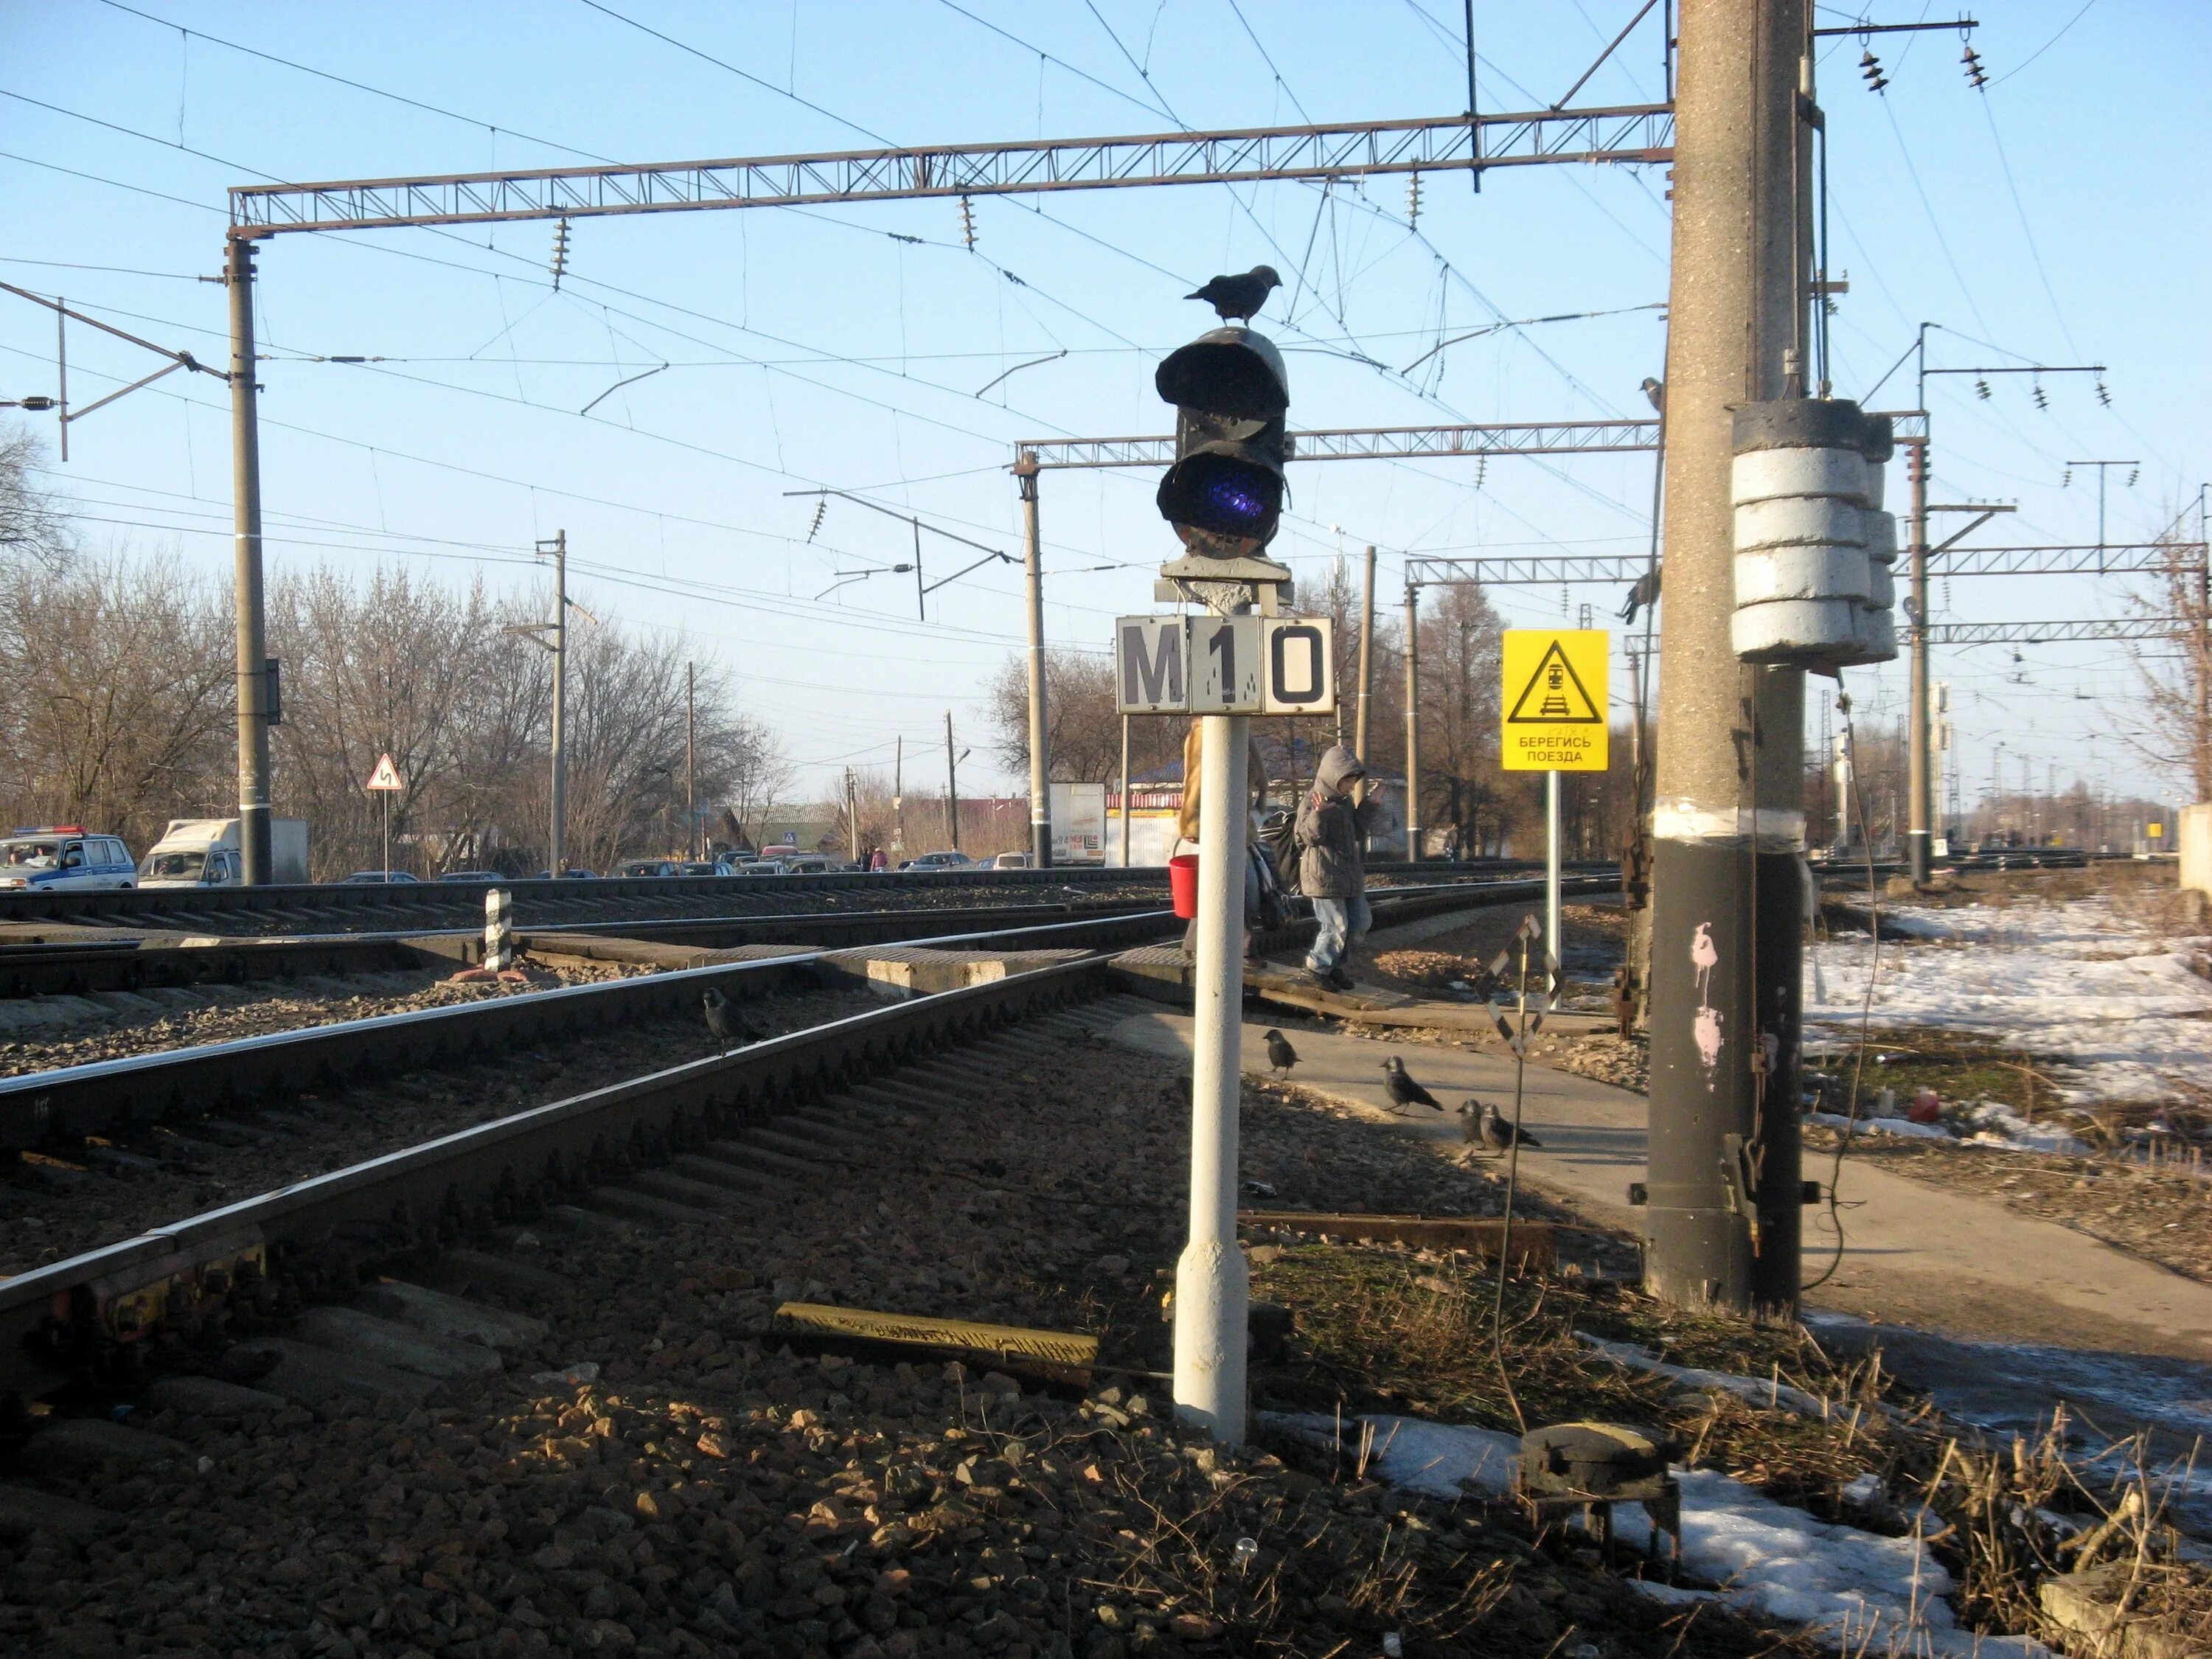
[1171,709,1251,1441]
[944,712,961,852]
[686,661,697,860]
[1905,433,1933,883]
[1644,0,1809,1318]
[547,531,568,877]
[1402,585,1422,860]
[1015,451,1053,868]
[226,234,275,886]
[1119,714,1133,867]
[1354,544,1377,760]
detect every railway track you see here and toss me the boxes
[0,872,1605,1412]
[0,858,1564,937]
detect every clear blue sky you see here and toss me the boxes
[2,1,2203,813]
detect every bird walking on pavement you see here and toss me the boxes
[1478,1102,1542,1153]
[1457,1102,1481,1144]
[1264,1029,1299,1080]
[701,985,752,1051]
[1381,1055,1444,1113]
[1186,265,1282,323]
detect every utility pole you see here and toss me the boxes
[1119,714,1133,867]
[540,531,568,876]
[944,712,961,852]
[846,768,860,863]
[893,735,905,862]
[1905,434,1933,884]
[1015,451,1053,868]
[1644,0,1809,1319]
[227,234,275,886]
[1354,544,1377,761]
[1402,585,1422,860]
[685,661,696,860]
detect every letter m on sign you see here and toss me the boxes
[1116,617,1188,713]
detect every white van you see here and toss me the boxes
[138,818,310,888]
[0,827,137,891]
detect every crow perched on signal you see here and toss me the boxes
[1186,265,1282,323]
[1380,1056,1444,1113]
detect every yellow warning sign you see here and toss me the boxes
[1501,630,1610,772]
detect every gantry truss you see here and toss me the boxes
[1925,618,2198,646]
[1023,417,1660,470]
[231,105,1674,234]
[1406,541,2210,588]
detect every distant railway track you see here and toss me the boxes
[0,870,1607,1406]
[0,858,1568,937]
[0,874,1603,1159]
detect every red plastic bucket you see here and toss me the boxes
[1169,853,1200,919]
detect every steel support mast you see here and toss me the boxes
[226,235,275,886]
[1644,0,1808,1318]
[1015,452,1052,868]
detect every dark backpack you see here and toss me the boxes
[1258,809,1300,896]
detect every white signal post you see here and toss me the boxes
[1500,630,1610,976]
[364,751,404,880]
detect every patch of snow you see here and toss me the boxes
[1576,1333,1834,1417]
[1807,897,2212,1102]
[1809,1110,1958,1141]
[1843,1472,1887,1506]
[1959,1102,2091,1157]
[1270,1413,2045,1658]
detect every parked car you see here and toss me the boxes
[987,851,1032,869]
[777,855,835,875]
[679,862,720,877]
[902,850,973,871]
[726,859,785,875]
[436,869,501,883]
[0,827,136,891]
[615,858,682,878]
[339,869,417,884]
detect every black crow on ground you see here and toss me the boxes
[1264,1029,1299,1079]
[1479,1102,1542,1152]
[1380,1055,1444,1113]
[1186,265,1282,323]
[701,985,752,1051]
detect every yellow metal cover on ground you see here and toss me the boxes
[1500,629,1610,772]
[775,1302,1099,1366]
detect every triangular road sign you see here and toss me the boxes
[364,752,404,793]
[1506,639,1603,725]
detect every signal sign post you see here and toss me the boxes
[1501,630,1610,969]
[364,751,403,880]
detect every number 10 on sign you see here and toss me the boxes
[1113,616,1336,715]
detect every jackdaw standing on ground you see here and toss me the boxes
[1381,1055,1444,1113]
[701,985,752,1051]
[1479,1101,1542,1153]
[1186,265,1283,323]
[1264,1029,1299,1079]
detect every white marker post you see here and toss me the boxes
[1173,713,1251,1441]
[484,886,512,972]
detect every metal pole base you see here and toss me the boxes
[1641,837,1804,1321]
[1905,829,1932,886]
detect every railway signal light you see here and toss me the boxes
[1154,327,1291,554]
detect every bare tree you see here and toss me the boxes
[0,552,232,846]
[2123,529,2212,803]
[0,425,72,577]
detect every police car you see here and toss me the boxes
[0,827,137,891]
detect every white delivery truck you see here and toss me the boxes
[138,818,310,888]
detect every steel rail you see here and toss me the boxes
[0,872,1613,1402]
[0,859,1553,936]
[0,875,1608,1152]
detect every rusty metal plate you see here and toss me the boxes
[773,1301,1099,1366]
